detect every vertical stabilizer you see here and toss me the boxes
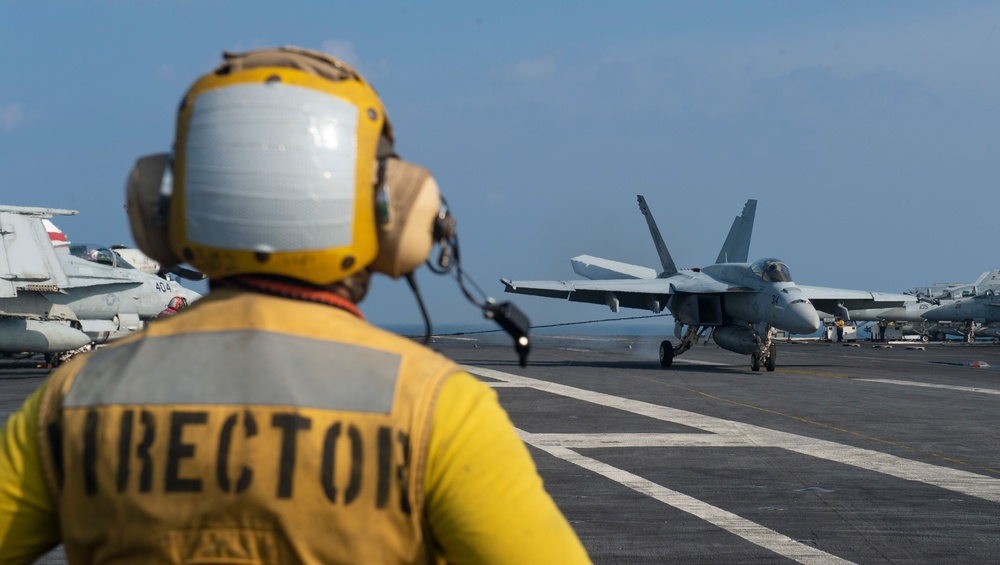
[974,269,1000,292]
[715,199,757,264]
[636,195,678,276]
[0,207,76,298]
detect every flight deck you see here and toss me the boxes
[5,336,1000,564]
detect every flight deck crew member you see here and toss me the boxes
[156,296,189,318]
[0,47,591,565]
[835,317,845,342]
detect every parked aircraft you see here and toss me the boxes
[0,205,202,361]
[502,195,912,370]
[109,244,206,282]
[839,270,1000,341]
[920,291,1000,343]
[914,270,1000,302]
[44,215,205,281]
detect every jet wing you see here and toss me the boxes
[0,206,77,298]
[502,277,671,313]
[570,255,657,280]
[798,285,916,316]
[502,274,749,313]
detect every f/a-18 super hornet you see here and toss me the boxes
[502,195,912,371]
[0,205,202,361]
[44,216,206,282]
[920,288,1000,343]
[837,270,1000,342]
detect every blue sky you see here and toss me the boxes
[3,1,999,332]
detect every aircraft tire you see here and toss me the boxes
[750,353,761,372]
[935,331,946,341]
[659,340,674,368]
[920,334,930,343]
[765,344,776,372]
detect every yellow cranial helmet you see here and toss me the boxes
[175,46,386,284]
[127,46,446,284]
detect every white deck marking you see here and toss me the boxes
[526,432,762,448]
[522,431,855,565]
[466,365,1000,563]
[674,358,729,367]
[857,378,1000,396]
[465,365,1000,503]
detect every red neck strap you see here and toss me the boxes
[221,275,365,320]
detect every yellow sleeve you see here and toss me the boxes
[424,371,591,565]
[0,381,60,564]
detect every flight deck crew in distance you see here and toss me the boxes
[157,296,189,318]
[0,46,591,565]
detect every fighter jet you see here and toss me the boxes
[44,216,203,281]
[502,195,911,370]
[920,290,1000,343]
[0,205,202,362]
[841,270,1000,341]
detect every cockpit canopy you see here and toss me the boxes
[68,244,134,269]
[750,258,792,283]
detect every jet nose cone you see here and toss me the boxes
[921,305,950,321]
[178,286,203,305]
[786,302,821,334]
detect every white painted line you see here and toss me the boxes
[521,431,855,564]
[675,358,729,367]
[858,378,1000,396]
[526,432,758,448]
[466,365,1000,504]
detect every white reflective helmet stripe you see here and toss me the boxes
[184,83,359,252]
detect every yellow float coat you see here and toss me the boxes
[0,289,591,564]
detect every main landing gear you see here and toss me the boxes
[43,343,93,368]
[963,321,976,344]
[659,341,673,367]
[658,324,777,372]
[659,325,706,368]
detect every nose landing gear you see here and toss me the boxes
[751,325,776,372]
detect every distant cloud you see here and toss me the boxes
[509,56,558,82]
[321,39,361,69]
[0,103,25,132]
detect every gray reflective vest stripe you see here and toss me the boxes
[64,330,401,413]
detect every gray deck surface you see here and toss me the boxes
[5,335,1000,563]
